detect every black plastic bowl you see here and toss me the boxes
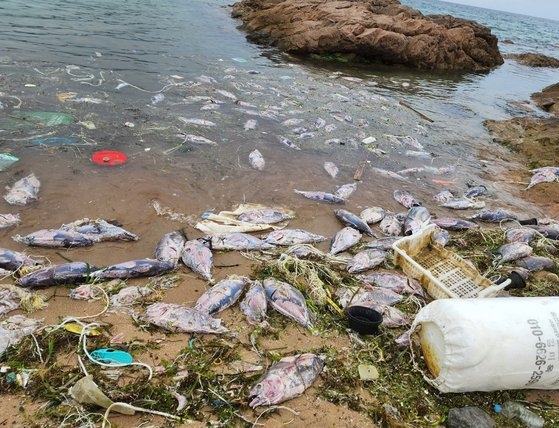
[344,305,383,335]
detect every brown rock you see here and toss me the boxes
[231,0,503,71]
[504,52,559,68]
[532,82,559,115]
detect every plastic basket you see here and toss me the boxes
[392,224,509,299]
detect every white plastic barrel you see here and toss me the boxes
[411,297,559,393]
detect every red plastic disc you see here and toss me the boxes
[91,150,128,166]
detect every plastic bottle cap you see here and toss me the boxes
[91,150,128,166]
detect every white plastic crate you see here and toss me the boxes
[392,224,509,299]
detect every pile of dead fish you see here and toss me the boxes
[1,177,559,409]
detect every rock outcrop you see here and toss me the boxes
[504,53,559,68]
[231,0,503,71]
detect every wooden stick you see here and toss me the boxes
[353,152,368,180]
[399,100,434,123]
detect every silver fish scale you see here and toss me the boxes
[347,249,387,274]
[249,353,324,407]
[141,302,227,334]
[240,280,267,324]
[181,239,213,282]
[496,242,533,263]
[206,233,274,250]
[194,275,249,314]
[335,209,375,237]
[155,231,187,266]
[360,207,385,224]
[330,226,362,254]
[263,278,313,329]
[263,229,326,246]
[3,173,40,205]
[379,215,403,236]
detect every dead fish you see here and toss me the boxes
[526,224,559,240]
[244,119,258,131]
[155,231,187,266]
[324,123,337,132]
[263,278,313,329]
[151,93,164,105]
[13,229,94,248]
[432,190,454,204]
[181,239,214,282]
[203,233,274,251]
[215,89,237,100]
[405,150,432,160]
[238,208,294,224]
[240,280,267,325]
[463,184,488,199]
[360,207,385,224]
[180,134,218,146]
[393,190,421,208]
[347,249,388,274]
[178,117,217,127]
[335,209,375,237]
[291,126,308,135]
[371,167,409,182]
[4,173,40,205]
[386,134,424,150]
[379,214,403,236]
[495,242,533,263]
[526,167,559,190]
[141,302,227,334]
[0,213,20,229]
[15,262,97,289]
[515,255,556,272]
[194,275,250,314]
[314,118,326,129]
[382,306,410,328]
[294,190,346,204]
[334,183,357,200]
[263,229,326,246]
[423,166,456,175]
[364,237,399,251]
[330,226,362,255]
[336,286,403,308]
[323,161,338,178]
[248,353,324,407]
[60,218,138,242]
[505,227,537,243]
[432,226,450,247]
[358,270,424,296]
[431,217,479,231]
[470,209,518,222]
[248,149,265,171]
[403,206,430,236]
[278,135,301,150]
[440,198,485,210]
[90,258,175,280]
[281,118,304,127]
[0,247,40,271]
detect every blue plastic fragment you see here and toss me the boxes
[494,404,502,414]
[90,348,133,365]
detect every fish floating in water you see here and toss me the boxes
[243,119,258,131]
[178,117,217,127]
[385,134,424,150]
[294,190,346,204]
[194,275,250,315]
[140,302,228,334]
[248,149,265,170]
[181,239,214,282]
[263,278,313,329]
[323,161,338,178]
[278,135,301,150]
[13,229,94,248]
[4,173,41,205]
[60,218,138,242]
[249,353,324,407]
[15,261,97,289]
[90,258,175,280]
